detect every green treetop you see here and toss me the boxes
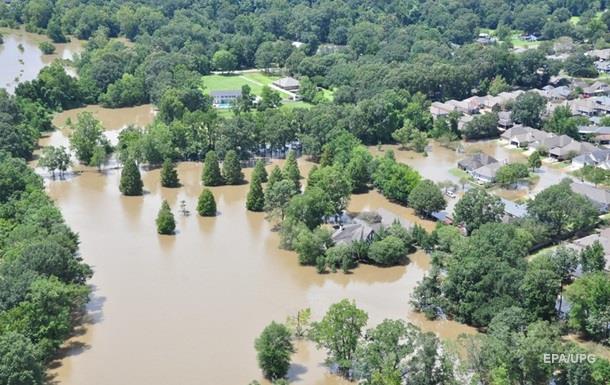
[252,159,268,183]
[156,200,176,235]
[161,158,180,188]
[197,188,217,216]
[222,150,244,185]
[202,150,223,186]
[119,158,143,196]
[254,321,295,381]
[283,150,301,191]
[246,174,265,212]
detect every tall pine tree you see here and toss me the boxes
[222,150,244,185]
[161,158,180,188]
[247,174,265,211]
[283,150,301,191]
[202,150,223,186]
[119,158,143,196]
[252,159,268,183]
[156,200,176,235]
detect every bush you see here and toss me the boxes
[368,236,407,266]
[38,41,56,54]
[197,188,217,216]
[156,200,176,235]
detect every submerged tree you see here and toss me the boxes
[246,174,265,212]
[119,158,143,196]
[202,150,223,186]
[283,150,301,191]
[156,200,176,235]
[197,188,217,216]
[254,321,295,381]
[161,158,180,188]
[252,159,268,183]
[222,149,244,185]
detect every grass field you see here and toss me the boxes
[201,72,293,100]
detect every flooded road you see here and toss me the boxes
[38,115,475,385]
[0,28,83,92]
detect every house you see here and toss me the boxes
[596,61,610,73]
[569,227,610,271]
[457,114,474,131]
[446,99,480,115]
[572,148,610,169]
[571,182,610,212]
[586,48,610,61]
[331,208,411,245]
[578,125,610,145]
[498,111,513,130]
[569,99,598,117]
[472,162,503,183]
[531,134,573,153]
[543,86,571,101]
[549,141,597,161]
[501,125,552,148]
[583,81,610,97]
[272,77,300,91]
[458,153,498,172]
[500,198,528,221]
[211,90,241,108]
[430,102,455,119]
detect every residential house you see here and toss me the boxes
[569,227,610,272]
[498,111,513,130]
[501,125,552,148]
[583,81,610,97]
[458,153,498,172]
[446,99,480,115]
[571,182,610,212]
[578,125,610,145]
[211,90,241,108]
[272,77,300,91]
[549,141,597,161]
[430,102,454,119]
[500,198,528,221]
[572,148,610,169]
[586,48,610,61]
[457,114,474,131]
[331,208,411,245]
[596,61,610,73]
[542,85,571,101]
[472,162,503,183]
[569,99,598,117]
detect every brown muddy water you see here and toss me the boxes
[0,28,84,92]
[36,113,476,385]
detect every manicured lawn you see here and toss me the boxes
[202,72,292,100]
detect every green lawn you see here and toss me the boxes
[201,72,292,100]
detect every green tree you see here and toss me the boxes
[212,50,237,72]
[282,150,301,191]
[265,180,297,221]
[528,151,542,171]
[294,227,333,266]
[512,92,547,128]
[89,145,107,172]
[222,150,243,185]
[197,189,217,217]
[161,158,180,188]
[258,86,282,111]
[453,188,504,234]
[119,158,143,196]
[368,236,407,266]
[372,152,421,205]
[312,299,368,374]
[0,332,43,385]
[543,105,579,138]
[38,41,55,54]
[47,16,66,43]
[38,145,71,179]
[488,76,510,96]
[495,163,529,188]
[246,175,265,212]
[69,112,109,165]
[406,332,456,385]
[156,200,176,235]
[285,187,330,229]
[527,179,598,238]
[254,322,295,381]
[347,147,373,193]
[520,256,561,321]
[353,320,417,383]
[267,165,283,188]
[408,180,446,217]
[463,112,499,140]
[566,272,610,341]
[252,159,268,183]
[202,150,224,186]
[307,166,351,216]
[581,240,606,273]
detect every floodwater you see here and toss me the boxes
[0,28,84,92]
[371,139,570,202]
[38,112,476,385]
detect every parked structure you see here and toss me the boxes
[272,77,300,91]
[211,90,241,108]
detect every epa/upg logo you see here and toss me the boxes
[543,353,597,364]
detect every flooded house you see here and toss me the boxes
[571,182,610,212]
[331,208,412,246]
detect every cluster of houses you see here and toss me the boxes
[211,76,301,108]
[586,48,610,74]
